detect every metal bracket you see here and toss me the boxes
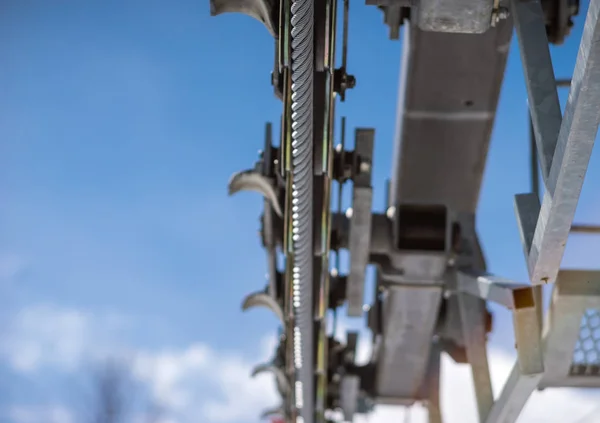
[346,128,375,317]
[456,271,544,423]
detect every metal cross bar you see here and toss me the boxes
[425,342,442,423]
[457,271,534,310]
[484,364,542,423]
[571,224,600,234]
[455,274,494,422]
[457,271,544,423]
[511,0,562,183]
[520,0,600,285]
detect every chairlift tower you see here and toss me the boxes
[212,0,600,421]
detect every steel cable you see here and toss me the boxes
[289,0,315,420]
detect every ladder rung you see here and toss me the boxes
[570,224,600,234]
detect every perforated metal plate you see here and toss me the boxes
[571,309,600,376]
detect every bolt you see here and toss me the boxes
[359,159,371,174]
[346,74,356,89]
[386,206,396,219]
[497,7,509,20]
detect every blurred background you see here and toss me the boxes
[0,1,599,422]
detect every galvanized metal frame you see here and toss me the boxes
[456,271,544,423]
[462,0,600,420]
[513,0,600,286]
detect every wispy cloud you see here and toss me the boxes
[1,304,127,373]
[3,301,600,423]
[1,304,278,423]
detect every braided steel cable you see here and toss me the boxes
[289,0,315,420]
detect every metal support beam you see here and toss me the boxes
[457,271,544,423]
[340,375,360,421]
[347,129,374,317]
[425,342,443,423]
[376,285,443,400]
[519,0,600,285]
[485,364,542,423]
[457,289,493,422]
[511,0,562,183]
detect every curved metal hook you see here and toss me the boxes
[210,0,277,37]
[260,405,284,420]
[251,363,291,395]
[241,291,285,324]
[228,170,283,218]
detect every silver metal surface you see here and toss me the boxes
[289,0,316,417]
[214,0,600,420]
[347,129,374,317]
[540,270,600,388]
[390,19,512,213]
[526,0,600,285]
[375,285,443,400]
[511,0,562,183]
[458,271,544,423]
[457,292,493,422]
[416,0,493,33]
[340,375,360,421]
[457,271,533,310]
[425,342,443,423]
[487,302,544,422]
[485,365,542,423]
[514,193,541,262]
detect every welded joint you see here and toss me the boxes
[457,270,544,376]
[456,271,534,310]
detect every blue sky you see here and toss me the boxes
[0,2,599,423]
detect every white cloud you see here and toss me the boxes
[1,304,279,423]
[132,334,279,423]
[3,304,599,423]
[0,304,126,372]
[352,335,599,423]
[1,305,90,372]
